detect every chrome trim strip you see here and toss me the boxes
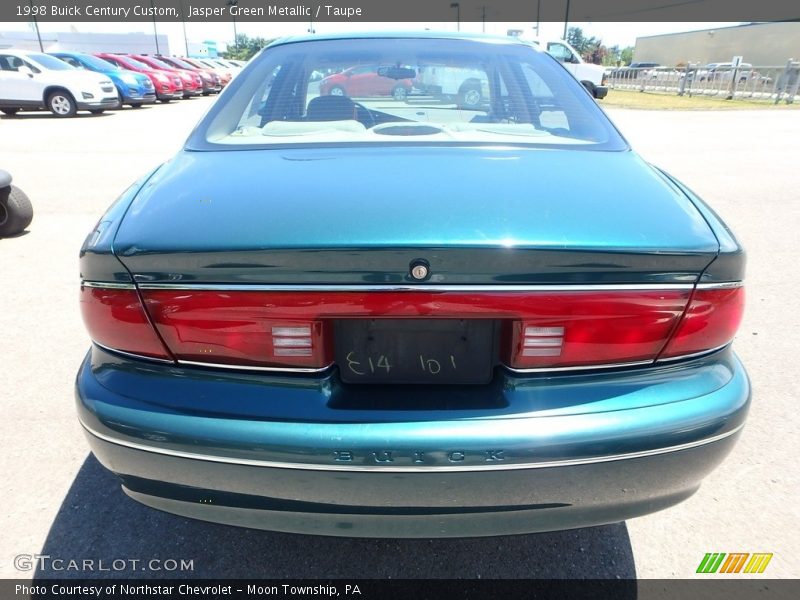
[178,359,333,374]
[656,343,731,363]
[81,281,136,290]
[92,342,175,365]
[134,283,696,292]
[80,421,745,473]
[504,359,653,374]
[695,281,743,290]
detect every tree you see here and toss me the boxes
[566,26,605,64]
[222,34,273,61]
[620,46,634,66]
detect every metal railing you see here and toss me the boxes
[606,60,800,104]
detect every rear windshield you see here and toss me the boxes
[196,37,626,150]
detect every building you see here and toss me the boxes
[0,31,170,55]
[634,22,800,67]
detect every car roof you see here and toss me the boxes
[269,30,532,48]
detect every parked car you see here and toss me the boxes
[192,58,234,86]
[515,36,608,99]
[130,54,203,98]
[320,64,415,100]
[155,56,220,95]
[96,53,183,103]
[50,52,156,108]
[77,32,749,538]
[611,61,662,79]
[181,57,230,88]
[0,49,119,117]
[695,62,767,84]
[415,65,487,107]
[0,170,32,236]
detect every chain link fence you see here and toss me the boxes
[606,60,800,104]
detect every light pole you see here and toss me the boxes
[450,3,460,32]
[535,0,541,37]
[179,0,189,56]
[563,0,571,40]
[150,0,160,55]
[28,0,43,51]
[226,0,239,55]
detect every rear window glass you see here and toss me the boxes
[198,37,626,150]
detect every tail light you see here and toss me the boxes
[80,286,171,360]
[659,286,744,359]
[82,284,743,372]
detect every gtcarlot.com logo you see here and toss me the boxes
[14,554,194,572]
[697,552,773,574]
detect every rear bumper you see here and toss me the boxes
[76,346,750,537]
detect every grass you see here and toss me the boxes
[601,89,800,110]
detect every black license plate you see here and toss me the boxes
[335,319,497,385]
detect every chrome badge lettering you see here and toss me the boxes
[332,449,506,465]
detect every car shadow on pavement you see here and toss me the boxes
[33,454,636,581]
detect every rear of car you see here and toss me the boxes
[76,34,749,537]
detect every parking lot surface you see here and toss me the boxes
[1,98,798,578]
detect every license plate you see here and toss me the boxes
[335,319,497,385]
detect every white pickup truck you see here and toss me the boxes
[516,36,609,99]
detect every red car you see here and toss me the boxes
[96,53,183,103]
[156,56,221,95]
[319,65,414,101]
[130,54,203,98]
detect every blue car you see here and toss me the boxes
[76,33,749,538]
[51,52,156,107]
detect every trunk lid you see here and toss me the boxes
[113,147,719,284]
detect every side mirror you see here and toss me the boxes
[18,66,34,78]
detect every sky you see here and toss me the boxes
[1,20,743,53]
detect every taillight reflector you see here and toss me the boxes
[80,287,171,360]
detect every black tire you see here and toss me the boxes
[391,85,408,101]
[0,184,33,236]
[130,103,143,108]
[46,90,77,117]
[329,85,347,97]
[1,108,19,116]
[89,109,105,115]
[160,98,171,104]
[457,83,482,108]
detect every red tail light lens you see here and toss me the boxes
[80,287,171,360]
[508,291,689,369]
[83,285,742,371]
[141,292,331,369]
[140,289,690,371]
[660,286,745,359]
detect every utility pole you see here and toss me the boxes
[481,5,486,33]
[535,0,541,37]
[563,0,571,40]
